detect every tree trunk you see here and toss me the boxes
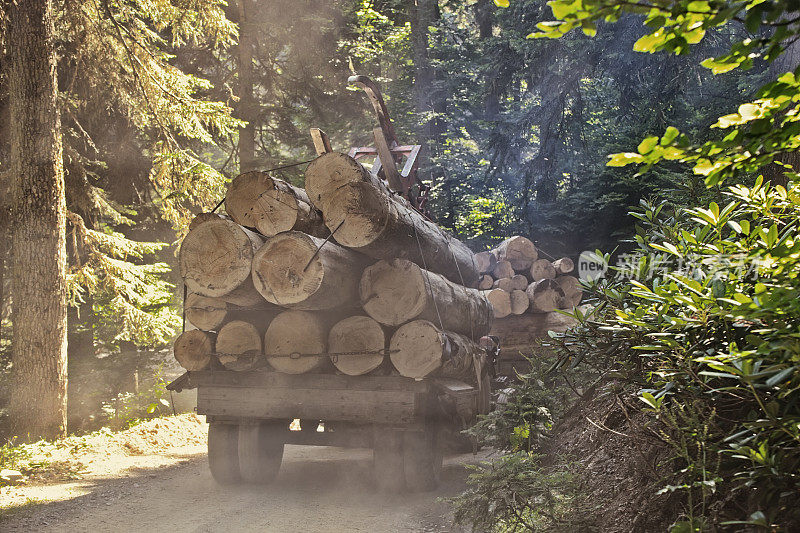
[251,230,366,310]
[555,275,582,308]
[216,319,263,371]
[264,310,331,374]
[225,171,328,237]
[530,259,556,281]
[552,257,574,275]
[304,151,379,208]
[389,320,481,381]
[312,154,479,285]
[478,274,494,290]
[7,0,68,440]
[236,0,257,173]
[359,258,492,339]
[179,215,265,298]
[489,311,579,358]
[495,236,538,271]
[486,288,511,319]
[474,251,497,274]
[492,260,514,279]
[328,315,386,376]
[510,289,529,315]
[174,329,214,371]
[527,279,564,313]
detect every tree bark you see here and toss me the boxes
[251,231,366,310]
[389,320,481,381]
[327,315,386,376]
[225,171,328,237]
[7,0,69,440]
[359,258,492,339]
[310,153,479,285]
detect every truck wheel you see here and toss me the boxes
[403,427,442,492]
[238,422,285,484]
[208,423,241,485]
[373,429,405,493]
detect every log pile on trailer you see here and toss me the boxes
[475,236,584,374]
[174,153,492,387]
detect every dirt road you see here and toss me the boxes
[2,443,487,532]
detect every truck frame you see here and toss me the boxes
[167,366,490,492]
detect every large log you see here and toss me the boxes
[184,293,278,331]
[527,279,564,313]
[489,311,579,357]
[529,259,556,281]
[304,151,380,208]
[173,330,213,371]
[225,171,328,237]
[360,258,492,339]
[555,275,582,308]
[389,320,482,380]
[486,288,511,319]
[179,215,264,298]
[185,293,227,331]
[251,231,365,310]
[492,260,515,279]
[510,289,529,315]
[552,257,574,275]
[495,236,538,271]
[474,251,497,274]
[264,310,329,374]
[216,320,263,371]
[328,315,386,376]
[316,156,479,285]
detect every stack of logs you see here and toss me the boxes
[474,236,583,375]
[475,236,582,319]
[173,152,493,384]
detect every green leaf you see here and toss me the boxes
[494,0,510,7]
[638,136,659,154]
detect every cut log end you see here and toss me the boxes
[216,320,262,371]
[477,274,494,290]
[496,236,538,271]
[510,290,529,315]
[492,260,515,280]
[360,259,428,326]
[185,293,227,331]
[552,257,574,275]
[486,288,512,319]
[526,279,564,314]
[264,310,328,374]
[322,181,389,249]
[305,151,372,207]
[389,320,446,379]
[474,251,497,274]
[328,315,385,376]
[530,259,556,281]
[174,330,213,371]
[179,217,262,298]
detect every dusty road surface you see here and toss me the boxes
[1,422,489,533]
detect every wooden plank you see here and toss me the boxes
[197,386,426,424]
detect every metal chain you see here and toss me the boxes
[212,348,398,364]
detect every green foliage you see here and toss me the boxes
[545,185,800,527]
[100,364,173,430]
[451,453,584,532]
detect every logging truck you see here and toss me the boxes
[167,356,492,492]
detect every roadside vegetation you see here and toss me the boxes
[454,1,800,531]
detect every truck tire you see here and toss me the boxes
[238,422,285,484]
[403,426,442,492]
[208,423,241,485]
[373,429,405,493]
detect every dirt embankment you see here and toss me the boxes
[1,414,482,532]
